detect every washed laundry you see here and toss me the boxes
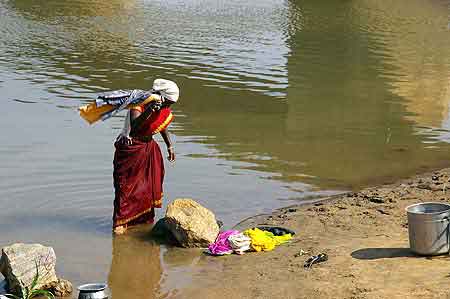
[207,230,240,256]
[79,79,180,124]
[257,226,296,236]
[228,233,251,254]
[206,226,294,256]
[243,227,293,252]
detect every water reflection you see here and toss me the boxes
[176,0,450,189]
[108,227,163,299]
[9,0,137,17]
[0,0,449,201]
[107,227,211,299]
[355,0,450,130]
[1,0,450,189]
[2,0,290,98]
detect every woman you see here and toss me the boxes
[112,79,179,234]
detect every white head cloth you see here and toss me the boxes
[118,79,179,139]
[152,78,179,102]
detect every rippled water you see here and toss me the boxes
[0,0,450,297]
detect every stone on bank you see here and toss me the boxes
[0,243,72,297]
[164,198,220,248]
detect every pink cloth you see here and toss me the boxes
[208,230,240,255]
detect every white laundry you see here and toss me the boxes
[228,233,251,254]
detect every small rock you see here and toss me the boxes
[288,208,297,213]
[294,249,308,257]
[165,199,219,248]
[368,197,385,204]
[216,220,224,228]
[42,278,73,297]
[417,183,432,190]
[431,185,443,192]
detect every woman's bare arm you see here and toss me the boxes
[129,103,159,135]
[160,128,175,162]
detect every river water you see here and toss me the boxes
[0,0,449,297]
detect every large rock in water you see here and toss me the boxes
[0,243,58,296]
[165,199,219,247]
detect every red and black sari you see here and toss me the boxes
[112,107,173,228]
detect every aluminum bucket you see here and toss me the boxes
[406,202,450,255]
[78,283,108,299]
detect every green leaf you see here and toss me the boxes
[29,261,40,292]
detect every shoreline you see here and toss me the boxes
[177,167,450,299]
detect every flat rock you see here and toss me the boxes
[165,198,219,248]
[0,243,58,296]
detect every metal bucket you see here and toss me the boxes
[78,283,108,299]
[406,202,450,255]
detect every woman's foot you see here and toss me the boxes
[113,225,127,235]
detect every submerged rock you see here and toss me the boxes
[0,243,58,296]
[150,218,179,245]
[165,198,219,248]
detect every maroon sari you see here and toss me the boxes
[112,108,172,228]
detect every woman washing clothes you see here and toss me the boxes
[112,79,179,234]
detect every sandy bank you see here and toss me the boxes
[177,168,450,299]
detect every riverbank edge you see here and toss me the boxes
[180,167,450,299]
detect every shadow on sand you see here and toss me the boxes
[351,248,416,260]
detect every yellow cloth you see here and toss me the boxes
[79,103,114,124]
[243,228,293,252]
[78,94,160,125]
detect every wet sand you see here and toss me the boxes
[176,168,450,299]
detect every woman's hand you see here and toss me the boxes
[147,99,162,112]
[167,147,175,162]
[116,134,132,145]
[160,129,174,162]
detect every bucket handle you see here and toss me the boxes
[445,216,450,254]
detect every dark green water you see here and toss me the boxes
[0,0,449,297]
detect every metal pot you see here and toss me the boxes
[78,283,108,299]
[406,202,450,255]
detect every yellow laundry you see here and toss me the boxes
[78,94,160,124]
[79,102,114,124]
[243,228,293,252]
